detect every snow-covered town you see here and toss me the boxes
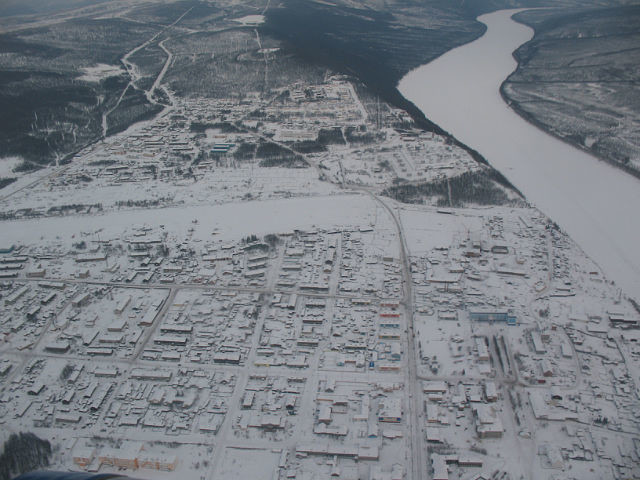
[0,2,639,479]
[2,70,639,479]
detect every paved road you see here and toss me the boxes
[371,195,424,480]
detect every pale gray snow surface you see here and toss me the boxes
[399,9,640,301]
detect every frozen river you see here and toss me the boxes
[398,9,640,301]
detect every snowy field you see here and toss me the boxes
[0,194,377,247]
[77,64,124,82]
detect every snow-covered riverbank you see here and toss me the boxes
[398,9,640,301]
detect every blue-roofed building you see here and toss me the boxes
[469,311,516,325]
[211,143,235,153]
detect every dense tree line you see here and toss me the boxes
[115,197,172,208]
[383,170,517,206]
[0,178,17,190]
[87,159,117,167]
[47,203,102,215]
[317,127,345,145]
[289,140,326,154]
[256,141,307,168]
[0,432,52,480]
[344,126,384,145]
[105,86,162,137]
[233,142,257,161]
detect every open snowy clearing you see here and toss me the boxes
[233,15,265,25]
[0,156,21,177]
[0,193,380,246]
[77,63,124,82]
